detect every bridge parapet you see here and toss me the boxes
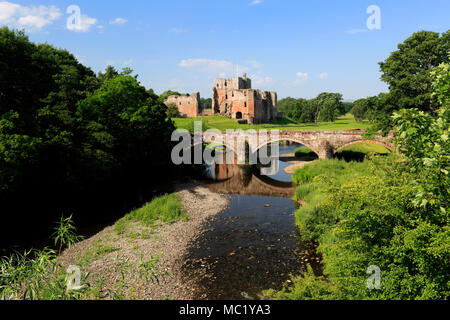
[198,130,394,160]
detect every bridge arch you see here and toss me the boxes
[253,138,320,158]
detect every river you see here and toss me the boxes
[182,143,322,300]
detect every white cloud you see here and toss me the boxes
[0,1,61,31]
[67,13,97,32]
[250,0,263,5]
[170,27,188,33]
[252,75,274,86]
[110,17,127,25]
[293,72,309,86]
[247,60,262,69]
[346,28,368,35]
[296,72,309,80]
[319,72,329,79]
[179,58,249,76]
[124,59,133,66]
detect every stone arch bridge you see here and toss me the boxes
[198,130,394,159]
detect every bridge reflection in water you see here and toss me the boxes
[182,143,323,300]
[206,162,296,198]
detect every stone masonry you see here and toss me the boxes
[212,73,278,124]
[200,130,394,160]
[164,93,202,118]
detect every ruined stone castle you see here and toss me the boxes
[164,74,278,123]
[164,92,202,118]
[212,73,277,124]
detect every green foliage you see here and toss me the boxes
[114,193,187,234]
[0,27,176,243]
[97,65,119,83]
[379,30,449,113]
[52,215,84,254]
[138,254,167,285]
[271,64,450,300]
[335,142,391,162]
[278,154,449,300]
[159,90,183,102]
[361,30,450,134]
[166,103,181,118]
[0,249,89,300]
[200,98,212,110]
[262,266,336,300]
[278,93,345,124]
[78,239,120,266]
[294,147,318,158]
[184,118,210,132]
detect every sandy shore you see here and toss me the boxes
[58,183,229,300]
[280,153,315,174]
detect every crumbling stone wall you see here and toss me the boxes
[212,74,277,124]
[164,93,201,118]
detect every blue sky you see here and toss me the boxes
[1,0,449,100]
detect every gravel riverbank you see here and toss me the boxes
[58,183,230,300]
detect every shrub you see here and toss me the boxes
[166,103,181,118]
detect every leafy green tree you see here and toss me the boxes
[277,97,298,118]
[77,74,175,172]
[379,30,449,113]
[341,101,354,115]
[270,60,450,300]
[200,98,212,110]
[351,98,370,122]
[166,103,181,118]
[98,65,119,83]
[315,92,344,122]
[0,27,177,245]
[159,90,183,102]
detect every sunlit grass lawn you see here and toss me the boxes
[173,114,370,131]
[338,142,390,154]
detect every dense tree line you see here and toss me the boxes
[278,92,346,124]
[0,28,176,244]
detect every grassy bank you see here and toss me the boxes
[263,156,449,300]
[174,114,370,132]
[335,142,391,162]
[294,147,319,158]
[0,193,186,300]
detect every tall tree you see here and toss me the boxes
[379,30,450,113]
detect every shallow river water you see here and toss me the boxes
[182,144,322,300]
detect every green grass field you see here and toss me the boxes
[173,114,370,132]
[337,142,390,155]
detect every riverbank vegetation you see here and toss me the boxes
[114,194,187,236]
[264,59,449,300]
[0,193,186,300]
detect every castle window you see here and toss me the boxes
[244,102,247,108]
[236,112,243,119]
